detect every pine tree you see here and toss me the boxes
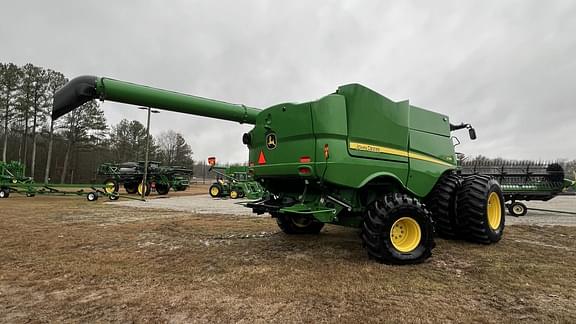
[58,100,107,183]
[0,63,22,162]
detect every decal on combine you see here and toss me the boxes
[348,142,452,167]
[266,133,277,150]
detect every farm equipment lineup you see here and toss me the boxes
[0,161,121,201]
[53,75,507,264]
[207,161,265,199]
[461,161,576,216]
[97,161,192,196]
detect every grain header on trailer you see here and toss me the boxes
[52,75,505,264]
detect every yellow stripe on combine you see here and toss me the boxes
[348,142,453,167]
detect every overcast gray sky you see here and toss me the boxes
[2,0,575,163]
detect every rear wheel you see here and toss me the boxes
[425,173,461,238]
[103,178,119,194]
[209,184,222,198]
[156,183,170,195]
[275,213,325,234]
[361,193,435,264]
[508,201,527,217]
[124,182,138,194]
[138,182,151,196]
[457,175,505,244]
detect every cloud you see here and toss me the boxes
[2,0,575,162]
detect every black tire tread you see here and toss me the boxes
[361,193,435,265]
[457,175,505,244]
[425,173,460,238]
[275,213,324,234]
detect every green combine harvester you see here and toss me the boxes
[53,75,505,264]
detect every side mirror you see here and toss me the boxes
[468,127,477,140]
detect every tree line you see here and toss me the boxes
[1,62,194,184]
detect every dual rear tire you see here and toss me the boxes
[426,173,505,244]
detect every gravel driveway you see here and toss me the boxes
[111,194,576,225]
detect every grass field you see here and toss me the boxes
[1,193,575,323]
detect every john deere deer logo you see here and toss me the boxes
[266,133,277,150]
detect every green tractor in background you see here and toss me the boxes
[207,157,265,199]
[53,75,506,264]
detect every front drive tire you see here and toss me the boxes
[361,193,435,265]
[457,175,505,244]
[425,173,460,238]
[275,213,325,234]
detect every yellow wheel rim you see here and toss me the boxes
[230,191,238,199]
[138,182,147,195]
[487,192,502,230]
[104,181,116,194]
[210,186,219,196]
[390,217,421,253]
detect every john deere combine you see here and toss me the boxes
[461,161,576,216]
[53,75,505,264]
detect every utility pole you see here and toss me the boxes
[139,106,159,200]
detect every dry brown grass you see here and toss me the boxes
[1,193,575,323]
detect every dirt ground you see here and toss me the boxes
[1,187,575,323]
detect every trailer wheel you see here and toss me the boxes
[124,182,138,194]
[274,213,325,234]
[361,193,434,265]
[424,173,461,238]
[457,175,505,244]
[230,190,239,199]
[87,192,98,201]
[238,191,245,198]
[103,178,119,194]
[156,184,170,195]
[508,202,527,217]
[0,188,9,198]
[109,194,119,201]
[138,182,151,196]
[209,184,222,198]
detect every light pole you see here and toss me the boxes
[138,106,160,200]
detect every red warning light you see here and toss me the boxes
[207,156,216,166]
[299,156,311,163]
[258,151,266,165]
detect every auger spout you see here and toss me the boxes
[52,76,260,124]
